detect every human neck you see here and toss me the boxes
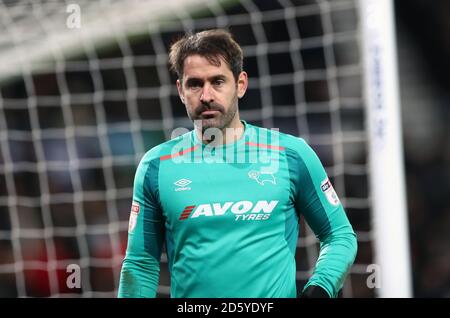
[196,117,245,145]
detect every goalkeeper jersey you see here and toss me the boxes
[118,121,357,298]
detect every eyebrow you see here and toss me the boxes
[185,78,202,86]
[185,75,227,85]
[209,75,227,81]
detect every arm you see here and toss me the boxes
[118,156,164,298]
[288,140,357,298]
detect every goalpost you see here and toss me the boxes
[0,0,411,297]
[359,0,412,298]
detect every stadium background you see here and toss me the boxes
[0,0,448,297]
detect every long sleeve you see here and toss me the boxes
[118,154,164,298]
[287,139,357,298]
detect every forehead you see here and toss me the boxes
[182,54,232,79]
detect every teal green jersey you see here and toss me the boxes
[118,122,357,298]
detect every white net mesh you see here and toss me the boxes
[0,0,374,297]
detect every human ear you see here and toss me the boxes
[176,79,185,104]
[237,71,248,99]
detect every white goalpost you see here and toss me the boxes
[0,0,412,297]
[359,0,412,297]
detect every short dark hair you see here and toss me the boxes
[169,29,243,81]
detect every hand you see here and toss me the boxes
[299,285,330,298]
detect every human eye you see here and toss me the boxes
[213,78,225,86]
[186,79,202,90]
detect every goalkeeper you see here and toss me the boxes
[118,29,357,298]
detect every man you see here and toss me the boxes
[118,29,357,298]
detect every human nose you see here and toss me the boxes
[200,83,214,104]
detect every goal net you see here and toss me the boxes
[0,0,409,297]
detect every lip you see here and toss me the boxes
[200,110,220,116]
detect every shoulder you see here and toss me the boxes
[250,124,314,156]
[247,123,317,159]
[137,131,194,169]
[251,125,323,169]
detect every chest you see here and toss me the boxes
[158,153,293,231]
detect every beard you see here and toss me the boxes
[187,93,239,134]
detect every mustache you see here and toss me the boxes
[195,102,225,116]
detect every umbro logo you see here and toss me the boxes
[174,178,192,191]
